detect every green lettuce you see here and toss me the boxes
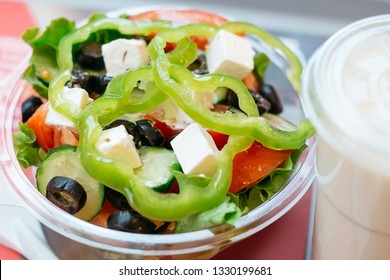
[22,18,76,99]
[12,122,45,168]
[175,197,241,233]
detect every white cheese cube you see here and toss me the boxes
[96,125,142,168]
[102,38,150,77]
[62,87,91,110]
[171,123,219,177]
[45,103,75,128]
[45,87,91,128]
[206,30,254,80]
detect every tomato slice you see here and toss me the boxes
[90,200,118,228]
[131,9,228,51]
[242,72,260,92]
[207,130,229,150]
[229,142,292,194]
[130,9,228,25]
[26,103,55,152]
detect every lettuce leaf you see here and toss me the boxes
[175,197,241,233]
[12,122,45,168]
[22,18,76,99]
[253,53,271,84]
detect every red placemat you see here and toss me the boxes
[0,0,35,37]
[0,244,23,260]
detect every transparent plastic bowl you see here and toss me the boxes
[0,7,316,260]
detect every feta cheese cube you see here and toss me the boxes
[171,123,219,177]
[96,125,142,168]
[62,87,91,110]
[45,87,91,128]
[102,38,150,77]
[45,103,75,128]
[206,30,254,80]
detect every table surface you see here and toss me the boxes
[0,0,317,260]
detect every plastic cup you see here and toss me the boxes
[302,15,390,259]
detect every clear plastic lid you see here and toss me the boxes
[303,15,390,178]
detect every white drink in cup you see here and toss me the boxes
[302,15,390,259]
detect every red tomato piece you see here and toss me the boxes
[207,130,229,150]
[229,142,292,194]
[90,200,118,228]
[130,9,228,26]
[26,103,55,152]
[131,9,228,51]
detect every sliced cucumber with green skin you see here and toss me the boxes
[134,146,181,192]
[212,87,228,103]
[36,145,105,221]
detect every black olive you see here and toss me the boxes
[136,119,164,147]
[104,119,142,148]
[75,42,105,71]
[85,75,112,94]
[258,84,283,114]
[21,96,43,122]
[248,89,272,115]
[223,89,239,108]
[163,132,180,150]
[105,187,131,210]
[222,89,270,115]
[67,68,89,88]
[188,53,208,75]
[107,211,156,234]
[46,176,87,214]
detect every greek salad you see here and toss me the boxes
[13,9,315,234]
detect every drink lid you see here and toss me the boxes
[303,15,390,177]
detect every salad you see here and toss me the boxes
[12,9,315,234]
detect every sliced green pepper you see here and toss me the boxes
[147,23,315,150]
[43,16,314,222]
[48,16,174,122]
[78,66,254,221]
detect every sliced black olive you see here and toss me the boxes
[107,211,156,234]
[188,53,208,75]
[46,176,87,214]
[67,69,112,98]
[105,187,131,210]
[136,119,164,147]
[21,96,43,122]
[163,132,180,150]
[258,84,283,114]
[222,89,270,115]
[85,75,112,95]
[67,68,89,88]
[104,119,142,148]
[248,89,272,115]
[75,42,105,71]
[223,89,239,108]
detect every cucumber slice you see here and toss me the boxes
[36,145,105,221]
[212,87,228,103]
[134,147,180,192]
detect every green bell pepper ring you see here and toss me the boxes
[147,23,315,150]
[78,66,254,221]
[48,17,175,123]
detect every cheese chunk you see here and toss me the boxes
[102,38,150,77]
[45,87,91,128]
[206,30,254,79]
[96,125,142,168]
[171,123,219,177]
